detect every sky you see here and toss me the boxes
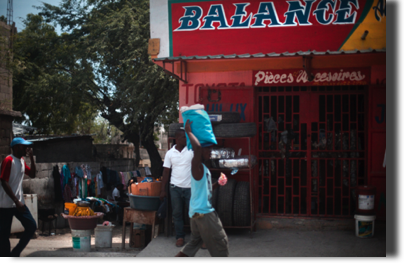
[1,0,63,33]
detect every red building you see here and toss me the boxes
[149,0,386,221]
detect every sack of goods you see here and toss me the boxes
[181,104,217,149]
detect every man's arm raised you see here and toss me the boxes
[184,120,203,181]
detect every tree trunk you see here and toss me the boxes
[142,135,163,179]
[132,139,142,168]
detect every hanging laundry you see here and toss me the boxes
[120,172,126,189]
[74,178,78,197]
[62,165,71,189]
[95,177,99,197]
[145,166,152,176]
[97,171,104,190]
[63,184,72,203]
[75,166,84,178]
[53,165,63,202]
[106,168,112,190]
[122,172,131,189]
[95,172,104,195]
[87,179,95,197]
[84,164,92,180]
[100,167,108,185]
[138,168,145,177]
[71,175,78,198]
[60,169,64,200]
[81,164,87,177]
[81,177,88,199]
[106,169,120,190]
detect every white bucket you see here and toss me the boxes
[71,229,92,252]
[354,214,376,238]
[94,225,115,248]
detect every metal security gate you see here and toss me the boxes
[257,86,367,217]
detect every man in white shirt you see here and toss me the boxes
[160,128,193,247]
[0,138,37,257]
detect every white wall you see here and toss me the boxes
[150,0,170,58]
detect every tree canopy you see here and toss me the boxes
[13,14,98,134]
[13,0,179,176]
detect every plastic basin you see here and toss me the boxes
[129,194,161,211]
[61,212,104,230]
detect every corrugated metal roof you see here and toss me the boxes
[26,135,94,142]
[13,122,36,136]
[154,48,386,61]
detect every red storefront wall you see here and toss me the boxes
[175,58,386,219]
[367,65,386,220]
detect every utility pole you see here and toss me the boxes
[6,0,15,51]
[7,0,13,25]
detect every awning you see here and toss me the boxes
[153,48,386,62]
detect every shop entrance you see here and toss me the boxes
[257,86,367,217]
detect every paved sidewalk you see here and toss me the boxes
[10,225,141,257]
[9,223,386,257]
[138,227,386,257]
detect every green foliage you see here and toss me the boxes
[30,0,179,173]
[13,14,99,134]
[90,117,123,144]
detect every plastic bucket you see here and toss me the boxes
[71,229,92,252]
[354,214,376,238]
[94,225,115,248]
[356,185,376,215]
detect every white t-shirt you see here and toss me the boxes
[112,187,120,201]
[0,155,30,208]
[163,145,193,188]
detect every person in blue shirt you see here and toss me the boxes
[175,120,229,257]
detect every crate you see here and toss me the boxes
[130,229,146,248]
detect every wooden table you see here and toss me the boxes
[121,208,159,249]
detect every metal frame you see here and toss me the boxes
[7,0,13,25]
[162,59,187,83]
[256,85,367,218]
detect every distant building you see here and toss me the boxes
[156,125,168,150]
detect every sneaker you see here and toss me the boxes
[176,238,185,247]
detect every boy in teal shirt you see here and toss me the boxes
[175,120,229,257]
